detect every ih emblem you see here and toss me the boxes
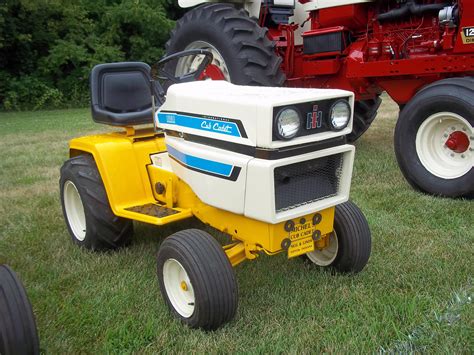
[306,104,323,130]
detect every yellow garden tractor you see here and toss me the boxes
[59,50,371,330]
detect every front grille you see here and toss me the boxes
[274,153,343,212]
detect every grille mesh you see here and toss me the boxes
[274,154,343,212]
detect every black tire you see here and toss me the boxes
[306,201,371,273]
[348,96,382,142]
[59,155,133,251]
[394,77,474,198]
[165,3,285,86]
[157,229,238,330]
[0,265,40,355]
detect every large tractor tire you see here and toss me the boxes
[348,96,382,142]
[0,265,40,355]
[305,201,371,273]
[60,154,133,251]
[394,77,474,198]
[165,3,285,86]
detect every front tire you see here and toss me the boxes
[0,265,40,355]
[157,229,238,330]
[166,3,285,86]
[59,155,133,251]
[394,77,474,198]
[306,201,371,273]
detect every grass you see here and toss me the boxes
[0,97,472,353]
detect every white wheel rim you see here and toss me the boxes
[63,180,86,241]
[415,112,473,179]
[306,232,339,266]
[176,41,231,81]
[163,259,195,318]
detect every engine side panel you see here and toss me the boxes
[165,135,252,214]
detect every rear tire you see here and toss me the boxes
[348,96,382,142]
[157,229,238,330]
[166,3,285,86]
[306,201,371,273]
[0,265,40,355]
[59,155,133,251]
[394,77,474,198]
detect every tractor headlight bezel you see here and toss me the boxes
[274,107,302,140]
[329,99,351,131]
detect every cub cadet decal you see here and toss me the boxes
[166,145,241,181]
[306,104,323,130]
[461,27,474,44]
[157,111,247,138]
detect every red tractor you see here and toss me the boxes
[166,0,474,198]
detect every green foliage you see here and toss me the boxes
[0,0,176,110]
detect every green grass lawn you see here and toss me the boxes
[0,98,472,353]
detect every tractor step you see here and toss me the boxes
[125,203,180,218]
[121,203,193,225]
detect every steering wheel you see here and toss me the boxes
[153,49,214,84]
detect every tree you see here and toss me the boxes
[0,0,175,110]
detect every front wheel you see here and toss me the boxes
[0,265,40,355]
[156,229,238,330]
[394,77,474,198]
[306,201,371,273]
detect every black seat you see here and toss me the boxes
[90,62,154,126]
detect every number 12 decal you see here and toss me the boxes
[464,27,474,37]
[461,27,474,44]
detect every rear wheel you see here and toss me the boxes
[156,229,238,330]
[348,96,382,142]
[394,77,474,198]
[166,3,285,86]
[60,155,133,251]
[306,201,371,273]
[0,265,40,355]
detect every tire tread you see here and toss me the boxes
[157,229,237,330]
[165,3,285,87]
[0,265,39,355]
[59,155,133,251]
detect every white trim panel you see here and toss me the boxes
[165,135,252,214]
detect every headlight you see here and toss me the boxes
[275,108,301,139]
[329,100,351,130]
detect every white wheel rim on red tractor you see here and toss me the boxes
[176,41,231,81]
[416,112,473,179]
[63,180,87,241]
[306,232,339,266]
[163,258,195,318]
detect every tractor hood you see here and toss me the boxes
[155,81,354,149]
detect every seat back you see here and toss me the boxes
[90,62,154,126]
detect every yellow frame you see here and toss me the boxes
[69,128,335,266]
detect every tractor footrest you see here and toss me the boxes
[125,203,180,218]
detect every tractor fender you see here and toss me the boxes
[68,133,165,216]
[178,0,261,18]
